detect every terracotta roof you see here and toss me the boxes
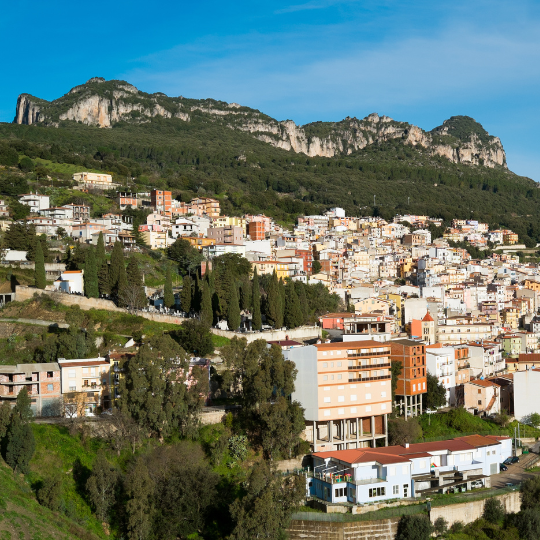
[314,340,390,351]
[467,379,500,388]
[518,354,540,362]
[58,360,109,367]
[422,312,435,322]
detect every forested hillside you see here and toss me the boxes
[2,78,539,242]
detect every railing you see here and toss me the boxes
[347,351,390,358]
[348,363,391,370]
[348,375,391,383]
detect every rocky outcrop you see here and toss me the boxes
[13,78,507,169]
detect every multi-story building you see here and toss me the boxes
[247,221,265,241]
[207,226,244,245]
[190,197,220,218]
[19,192,50,213]
[58,358,111,416]
[62,203,90,221]
[73,172,113,187]
[309,435,512,504]
[463,379,501,416]
[286,340,392,452]
[0,362,61,417]
[467,341,505,378]
[410,312,436,344]
[150,189,172,213]
[0,200,9,217]
[390,340,427,418]
[117,192,138,210]
[426,345,456,406]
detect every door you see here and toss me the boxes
[403,484,409,497]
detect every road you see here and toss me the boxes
[490,452,539,488]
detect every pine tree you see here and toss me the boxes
[252,267,262,330]
[163,267,175,309]
[84,247,99,298]
[200,283,213,327]
[96,231,106,266]
[34,239,46,289]
[181,275,193,314]
[227,280,241,331]
[284,280,303,329]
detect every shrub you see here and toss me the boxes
[483,498,505,523]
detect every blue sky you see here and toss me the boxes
[2,0,540,179]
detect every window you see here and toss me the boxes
[324,397,331,403]
[331,375,334,380]
[83,368,88,374]
[338,408,344,414]
[337,362,342,367]
[324,410,330,416]
[69,370,76,379]
[350,395,357,401]
[369,487,386,498]
[366,393,371,399]
[388,467,396,476]
[47,372,54,378]
[381,392,386,398]
[338,385,344,390]
[365,406,372,412]
[324,387,330,391]
[413,384,416,392]
[338,396,344,402]
[420,460,426,468]
[402,465,408,474]
[47,384,53,392]
[478,400,482,405]
[381,404,387,410]
[478,389,482,394]
[69,385,76,391]
[323,362,328,368]
[337,374,342,380]
[393,485,399,495]
[323,375,328,381]
[330,362,334,367]
[350,407,357,413]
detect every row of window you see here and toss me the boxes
[323,392,387,403]
[322,403,387,416]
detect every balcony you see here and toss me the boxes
[347,350,390,358]
[348,374,391,383]
[348,363,391,370]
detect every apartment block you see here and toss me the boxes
[286,340,391,452]
[117,192,138,210]
[73,172,113,187]
[0,363,61,417]
[58,358,111,416]
[390,340,427,418]
[150,189,172,213]
[207,225,244,245]
[248,221,265,241]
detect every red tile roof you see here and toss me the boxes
[422,312,434,322]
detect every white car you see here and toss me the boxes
[471,480,483,489]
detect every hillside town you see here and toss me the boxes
[1,171,540,512]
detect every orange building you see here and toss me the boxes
[151,189,172,213]
[410,312,436,344]
[390,339,427,418]
[247,221,265,240]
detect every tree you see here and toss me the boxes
[5,414,36,473]
[98,262,110,296]
[284,280,303,329]
[86,450,118,523]
[55,226,67,239]
[121,257,146,311]
[200,283,213,327]
[96,231,106,266]
[395,514,433,540]
[0,401,11,439]
[84,247,99,298]
[312,260,322,274]
[125,458,155,540]
[518,508,540,540]
[174,319,214,357]
[108,241,127,299]
[19,156,34,172]
[229,461,304,540]
[265,270,282,328]
[521,476,540,510]
[227,279,241,330]
[120,335,199,438]
[483,497,505,524]
[391,360,402,410]
[34,238,46,289]
[180,275,193,313]
[168,238,203,276]
[37,475,63,511]
[252,267,262,330]
[163,266,175,309]
[528,412,540,428]
[425,372,447,409]
[388,417,422,446]
[14,386,33,422]
[432,517,448,537]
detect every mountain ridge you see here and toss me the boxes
[14,78,507,169]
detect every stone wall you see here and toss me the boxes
[212,326,321,343]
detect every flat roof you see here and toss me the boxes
[315,340,390,351]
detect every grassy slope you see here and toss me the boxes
[0,456,100,540]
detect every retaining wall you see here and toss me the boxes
[212,326,321,343]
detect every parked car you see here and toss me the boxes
[511,456,520,464]
[500,463,508,471]
[503,458,513,465]
[471,480,484,489]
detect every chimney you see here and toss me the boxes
[405,443,409,448]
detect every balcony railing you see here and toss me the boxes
[348,363,391,370]
[348,374,391,383]
[347,350,390,358]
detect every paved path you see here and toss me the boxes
[0,317,69,328]
[491,452,540,488]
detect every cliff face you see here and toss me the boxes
[13,78,507,169]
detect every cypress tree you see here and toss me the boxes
[34,239,46,289]
[296,281,309,324]
[109,241,127,298]
[84,247,99,298]
[181,275,193,313]
[265,270,281,328]
[98,263,110,296]
[96,231,106,266]
[278,278,285,328]
[201,283,213,327]
[227,280,241,331]
[123,257,146,309]
[284,280,303,329]
[192,273,201,313]
[252,267,262,330]
[5,414,35,474]
[163,267,175,309]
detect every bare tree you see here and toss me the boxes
[119,283,147,315]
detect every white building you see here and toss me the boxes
[514,369,540,422]
[426,347,456,406]
[19,193,50,213]
[54,270,84,294]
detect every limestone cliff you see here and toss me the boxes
[13,78,507,169]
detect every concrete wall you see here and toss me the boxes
[287,490,522,540]
[212,326,322,343]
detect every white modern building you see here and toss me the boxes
[426,347,456,406]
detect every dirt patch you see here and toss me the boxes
[0,297,67,323]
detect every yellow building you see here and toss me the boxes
[502,308,520,330]
[213,216,247,229]
[251,260,289,280]
[186,237,216,250]
[73,172,113,187]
